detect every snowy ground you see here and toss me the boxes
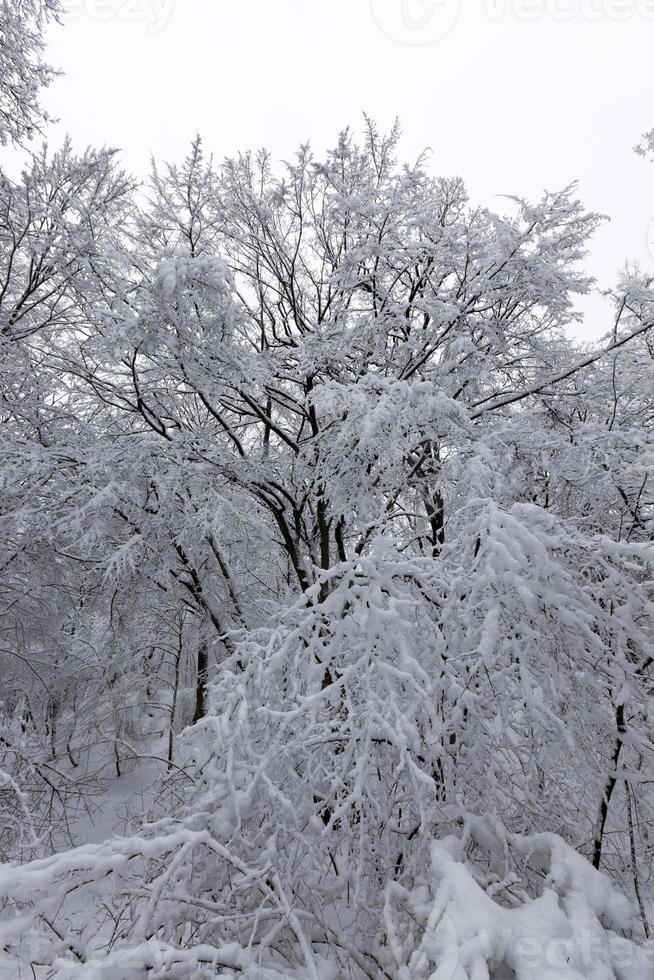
[0,733,172,979]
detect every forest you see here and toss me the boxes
[0,2,653,977]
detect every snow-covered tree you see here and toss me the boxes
[0,0,62,146]
[1,120,652,978]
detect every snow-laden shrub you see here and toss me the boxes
[1,533,651,978]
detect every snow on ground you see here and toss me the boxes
[0,730,172,979]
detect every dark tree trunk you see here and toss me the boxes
[193,640,209,722]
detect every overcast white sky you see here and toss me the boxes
[37,0,654,339]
